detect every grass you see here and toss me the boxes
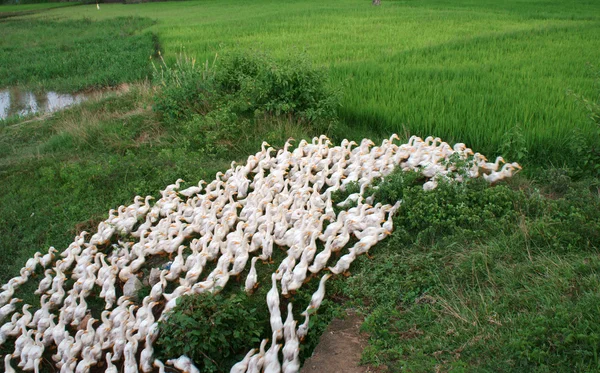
[0,15,156,91]
[5,0,600,163]
[333,174,600,372]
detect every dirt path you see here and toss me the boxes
[300,310,379,373]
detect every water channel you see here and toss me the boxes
[0,87,90,120]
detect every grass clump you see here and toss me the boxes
[153,51,340,139]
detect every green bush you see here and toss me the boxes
[152,51,340,134]
[214,51,340,129]
[155,292,269,373]
[371,170,521,245]
[153,54,216,125]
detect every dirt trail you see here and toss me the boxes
[300,311,379,373]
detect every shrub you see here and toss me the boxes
[152,53,216,125]
[155,292,269,373]
[152,51,340,134]
[214,51,340,130]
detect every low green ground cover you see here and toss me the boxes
[0,15,156,91]
[332,171,600,372]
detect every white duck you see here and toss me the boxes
[4,354,16,373]
[0,298,21,322]
[0,283,15,307]
[266,273,283,340]
[296,312,310,342]
[165,245,186,281]
[328,248,357,275]
[244,257,259,293]
[166,355,200,373]
[230,348,256,373]
[0,312,20,345]
[105,353,118,373]
[308,236,334,274]
[263,332,282,373]
[35,269,54,295]
[306,273,332,313]
[281,312,300,373]
[246,339,268,373]
[40,246,59,268]
[140,334,155,372]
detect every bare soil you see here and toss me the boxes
[300,310,381,373]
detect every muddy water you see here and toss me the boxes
[0,87,90,120]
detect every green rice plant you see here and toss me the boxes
[0,16,156,91]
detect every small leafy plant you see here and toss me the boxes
[155,292,269,373]
[152,50,340,156]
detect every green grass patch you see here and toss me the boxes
[0,16,156,91]
[332,171,600,372]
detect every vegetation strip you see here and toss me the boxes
[0,135,519,372]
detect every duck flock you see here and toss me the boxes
[0,135,520,373]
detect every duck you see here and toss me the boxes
[306,273,332,314]
[353,229,386,257]
[230,243,250,277]
[179,180,207,198]
[16,303,33,330]
[286,252,311,293]
[281,314,300,373]
[0,282,15,307]
[30,296,51,329]
[123,329,139,373]
[230,348,256,373]
[75,349,94,373]
[21,333,44,373]
[40,246,58,268]
[0,298,21,322]
[479,156,505,172]
[95,310,112,347]
[139,334,154,372]
[244,257,259,293]
[330,224,351,253]
[4,354,16,373]
[71,292,88,326]
[101,277,117,310]
[149,270,167,301]
[59,357,78,373]
[328,248,357,276]
[283,303,296,342]
[263,331,282,373]
[0,312,21,345]
[24,252,42,273]
[165,245,186,281]
[105,353,118,373]
[35,269,54,295]
[246,339,268,373]
[166,355,200,373]
[266,273,283,340]
[296,312,310,342]
[308,236,334,274]
[483,162,521,184]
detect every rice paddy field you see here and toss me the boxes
[3,0,600,163]
[2,0,600,372]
